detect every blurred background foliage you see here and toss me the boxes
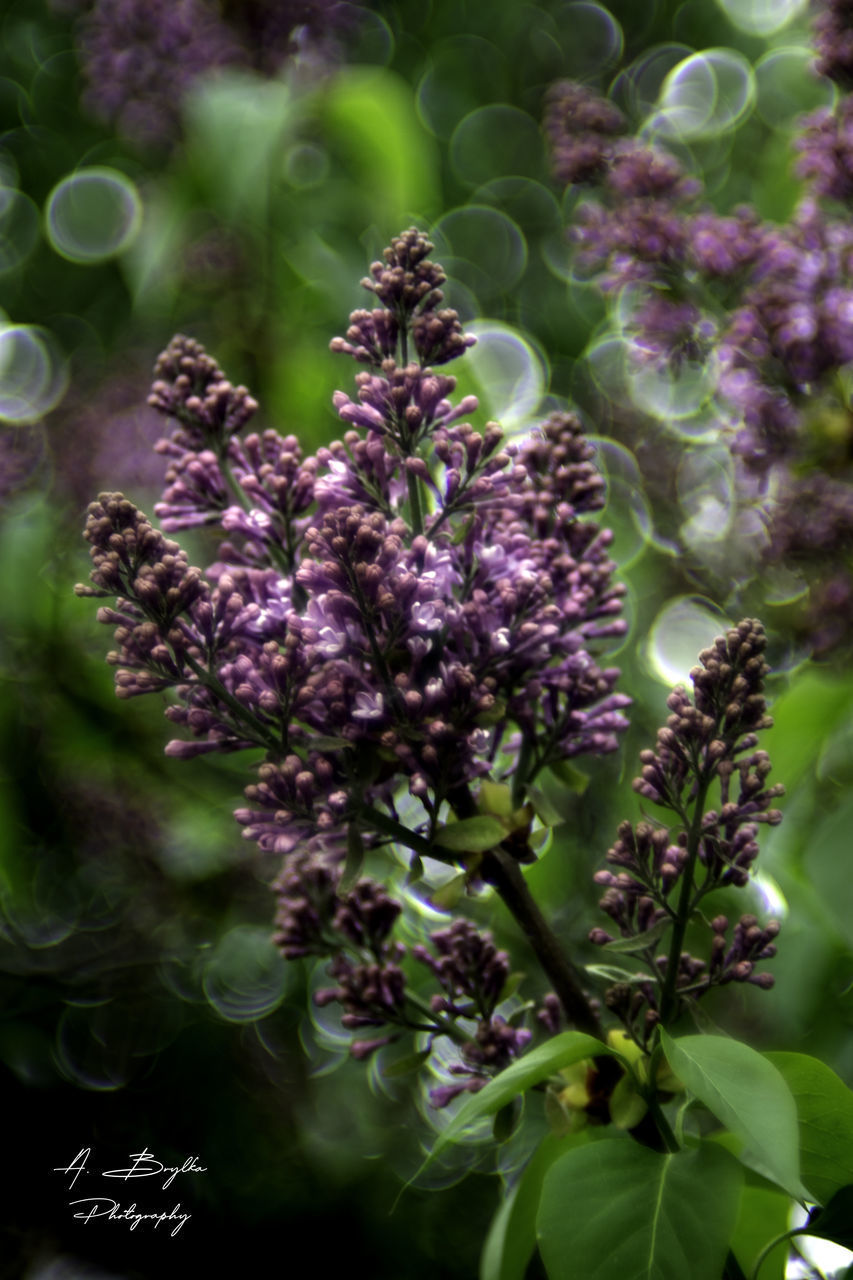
[2,0,852,1276]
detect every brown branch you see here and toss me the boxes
[481,846,603,1041]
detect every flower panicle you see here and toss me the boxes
[79,232,631,982]
[272,848,530,1098]
[591,619,783,1044]
[148,334,258,451]
[331,227,477,371]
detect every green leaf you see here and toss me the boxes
[608,1072,648,1130]
[306,735,352,752]
[765,1052,853,1206]
[430,873,467,910]
[728,1185,790,1280]
[479,780,514,818]
[525,785,567,827]
[584,963,651,985]
[383,1048,431,1078]
[498,971,527,1004]
[338,825,364,896]
[803,795,853,947]
[803,1185,853,1249]
[433,815,506,852]
[661,1032,805,1200]
[537,1138,742,1280]
[769,669,853,791]
[420,1032,618,1172]
[480,1132,601,1280]
[546,760,590,794]
[320,68,439,224]
[603,920,670,955]
[452,513,477,544]
[493,1100,520,1144]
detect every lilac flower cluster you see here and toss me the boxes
[80,230,629,884]
[77,230,632,1085]
[810,0,853,88]
[71,0,358,149]
[589,620,783,1045]
[271,844,531,1093]
[544,80,853,462]
[545,68,853,655]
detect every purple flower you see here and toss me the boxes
[74,0,359,149]
[148,334,258,451]
[543,81,627,186]
[811,0,853,89]
[80,230,630,902]
[795,101,853,201]
[591,620,783,1042]
[76,0,243,149]
[413,919,511,1018]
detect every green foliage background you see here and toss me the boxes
[1,0,852,1276]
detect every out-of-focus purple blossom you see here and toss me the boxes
[604,144,700,202]
[543,81,626,186]
[811,0,853,88]
[714,203,853,467]
[73,0,360,149]
[628,293,715,373]
[767,470,853,561]
[795,100,853,201]
[226,0,361,74]
[47,360,166,512]
[574,199,690,287]
[76,0,244,149]
[429,1017,532,1108]
[0,425,50,508]
[688,208,767,279]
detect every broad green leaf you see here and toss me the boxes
[306,735,352,752]
[481,1132,601,1280]
[479,780,514,817]
[498,972,527,1004]
[769,669,853,791]
[526,784,569,827]
[608,1072,648,1130]
[537,1138,742,1280]
[383,1048,431,1078]
[430,872,467,910]
[546,760,590,794]
[433,815,506,852]
[320,68,439,224]
[661,1032,805,1200]
[803,1185,853,1249]
[493,1100,520,1144]
[603,920,670,955]
[729,1185,789,1280]
[765,1052,853,1205]
[422,1032,618,1170]
[803,795,853,947]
